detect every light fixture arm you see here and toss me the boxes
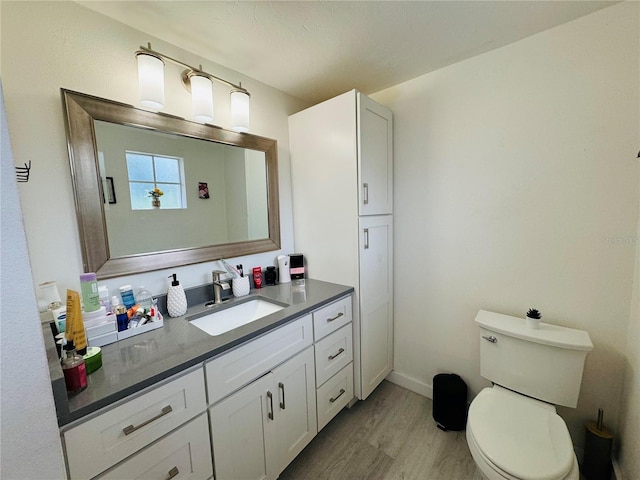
[136,43,250,96]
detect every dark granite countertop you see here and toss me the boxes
[50,279,354,428]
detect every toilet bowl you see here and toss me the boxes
[466,386,579,480]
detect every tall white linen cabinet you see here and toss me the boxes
[289,90,393,400]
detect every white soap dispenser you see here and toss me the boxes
[167,273,187,317]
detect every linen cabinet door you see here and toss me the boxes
[359,215,394,400]
[272,346,317,475]
[357,93,393,216]
[209,373,277,480]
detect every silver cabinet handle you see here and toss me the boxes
[123,405,172,435]
[327,312,344,323]
[166,466,179,480]
[328,348,345,361]
[267,391,274,420]
[330,389,346,403]
[363,183,369,205]
[483,335,498,343]
[279,382,286,410]
[364,228,369,249]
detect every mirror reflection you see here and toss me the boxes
[95,121,269,257]
[62,89,280,279]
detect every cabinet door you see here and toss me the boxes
[358,93,393,216]
[209,373,278,480]
[359,216,394,399]
[273,346,317,475]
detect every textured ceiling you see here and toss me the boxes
[78,1,616,104]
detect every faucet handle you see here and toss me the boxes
[212,270,226,280]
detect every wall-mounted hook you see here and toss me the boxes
[15,160,31,183]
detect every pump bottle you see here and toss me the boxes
[62,340,87,394]
[167,274,187,317]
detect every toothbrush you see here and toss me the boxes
[221,259,240,278]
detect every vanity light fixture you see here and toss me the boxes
[135,43,251,132]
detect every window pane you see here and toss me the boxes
[126,153,153,181]
[158,183,183,209]
[155,156,180,183]
[130,182,155,210]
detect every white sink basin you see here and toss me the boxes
[188,298,287,336]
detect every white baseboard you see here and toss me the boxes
[386,370,433,399]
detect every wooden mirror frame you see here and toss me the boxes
[62,89,280,279]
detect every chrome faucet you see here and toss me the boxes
[212,270,229,304]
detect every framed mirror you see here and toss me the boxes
[62,89,280,279]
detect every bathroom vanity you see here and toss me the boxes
[49,279,354,480]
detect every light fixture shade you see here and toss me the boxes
[136,53,165,109]
[231,90,250,132]
[190,74,214,123]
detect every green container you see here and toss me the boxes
[83,347,102,375]
[80,273,100,312]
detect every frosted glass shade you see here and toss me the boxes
[190,74,214,123]
[137,53,165,109]
[231,90,250,132]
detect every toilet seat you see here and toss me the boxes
[467,387,576,480]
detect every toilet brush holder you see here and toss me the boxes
[582,408,613,480]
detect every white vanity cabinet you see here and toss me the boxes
[61,366,211,480]
[290,90,394,400]
[207,315,317,480]
[59,288,356,480]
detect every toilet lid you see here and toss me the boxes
[468,388,574,480]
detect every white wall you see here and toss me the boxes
[1,84,66,479]
[1,1,307,305]
[618,186,639,478]
[373,1,639,457]
[0,2,306,477]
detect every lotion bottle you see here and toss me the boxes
[167,274,187,317]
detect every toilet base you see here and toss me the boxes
[466,426,579,480]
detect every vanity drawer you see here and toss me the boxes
[317,362,354,431]
[314,324,353,386]
[98,413,213,480]
[63,367,206,480]
[206,314,313,404]
[312,295,352,341]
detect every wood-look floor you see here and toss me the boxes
[279,381,482,480]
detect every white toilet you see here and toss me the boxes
[466,310,593,480]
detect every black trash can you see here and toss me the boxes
[433,373,468,431]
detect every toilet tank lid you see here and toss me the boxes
[475,310,593,351]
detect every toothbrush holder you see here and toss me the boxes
[232,276,250,298]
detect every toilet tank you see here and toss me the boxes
[475,310,593,408]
